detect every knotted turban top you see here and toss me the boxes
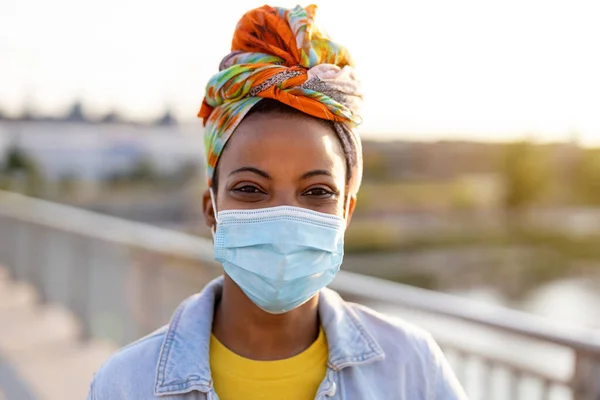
[198,4,363,191]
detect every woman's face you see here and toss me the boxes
[203,112,355,228]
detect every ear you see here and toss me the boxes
[202,188,217,231]
[345,194,357,226]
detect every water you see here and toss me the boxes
[368,278,600,399]
[520,277,600,329]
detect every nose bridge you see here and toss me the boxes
[270,186,300,208]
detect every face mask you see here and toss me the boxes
[210,189,349,314]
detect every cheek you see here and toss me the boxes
[324,181,348,217]
[318,198,344,214]
[215,185,240,213]
[217,190,241,211]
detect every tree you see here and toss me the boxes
[100,110,123,124]
[57,172,80,197]
[573,148,600,206]
[501,141,551,213]
[128,157,158,184]
[65,100,86,122]
[154,109,177,126]
[362,149,389,182]
[2,145,46,196]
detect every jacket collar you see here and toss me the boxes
[154,276,385,396]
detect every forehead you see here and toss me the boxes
[218,113,346,176]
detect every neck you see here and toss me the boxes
[212,274,320,361]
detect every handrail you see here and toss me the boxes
[2,190,600,356]
[331,271,600,356]
[0,190,214,262]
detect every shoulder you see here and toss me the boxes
[346,302,467,399]
[89,326,168,399]
[347,301,437,363]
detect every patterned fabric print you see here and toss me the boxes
[247,70,304,97]
[229,5,353,70]
[279,5,350,68]
[198,4,362,187]
[203,97,263,182]
[219,51,285,72]
[301,77,353,112]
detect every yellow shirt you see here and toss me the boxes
[209,329,328,400]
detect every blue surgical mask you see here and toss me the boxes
[211,190,348,314]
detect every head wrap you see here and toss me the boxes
[198,4,363,192]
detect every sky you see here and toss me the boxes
[1,0,599,145]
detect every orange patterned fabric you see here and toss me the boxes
[198,5,362,186]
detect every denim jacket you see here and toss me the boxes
[88,277,467,399]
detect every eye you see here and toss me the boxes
[234,185,265,194]
[303,187,336,198]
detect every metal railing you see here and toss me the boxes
[1,190,599,400]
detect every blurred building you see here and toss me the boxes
[0,121,204,182]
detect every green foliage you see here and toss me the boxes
[345,223,600,263]
[362,150,389,182]
[0,176,10,190]
[128,157,158,183]
[106,157,160,187]
[514,229,600,260]
[57,172,80,196]
[1,145,45,197]
[354,181,455,214]
[345,220,400,253]
[449,179,477,211]
[573,149,600,205]
[172,161,202,185]
[4,145,35,171]
[501,141,551,212]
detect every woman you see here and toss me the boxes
[88,5,467,399]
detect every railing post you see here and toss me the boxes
[14,220,29,283]
[0,216,12,275]
[572,352,600,400]
[133,249,164,336]
[30,225,48,303]
[68,234,92,340]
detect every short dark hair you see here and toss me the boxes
[211,98,357,191]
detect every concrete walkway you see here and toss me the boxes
[0,267,116,400]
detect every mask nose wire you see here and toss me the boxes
[211,187,350,232]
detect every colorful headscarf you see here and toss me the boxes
[198,4,363,190]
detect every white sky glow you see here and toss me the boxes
[1,0,599,145]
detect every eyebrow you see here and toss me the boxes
[300,169,335,180]
[229,167,271,179]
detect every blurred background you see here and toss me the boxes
[1,0,600,399]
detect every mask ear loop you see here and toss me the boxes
[209,187,219,239]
